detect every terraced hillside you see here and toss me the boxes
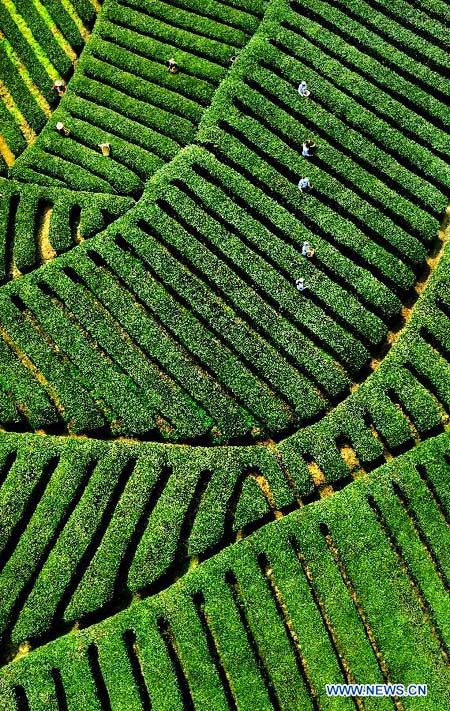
[0,0,100,171]
[10,0,266,192]
[1,436,450,708]
[0,0,449,708]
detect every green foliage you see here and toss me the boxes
[0,178,133,283]
[13,0,72,75]
[1,434,450,708]
[0,101,27,157]
[0,433,295,642]
[0,0,449,450]
[0,3,450,708]
[0,4,54,103]
[11,0,257,192]
[233,476,271,531]
[333,0,450,73]
[71,0,98,25]
[40,0,85,51]
[0,45,47,134]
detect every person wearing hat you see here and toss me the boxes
[298,81,310,97]
[52,80,66,96]
[302,139,317,158]
[298,177,312,192]
[301,241,315,258]
[55,121,70,136]
[295,277,309,292]
[168,58,179,74]
[98,142,111,157]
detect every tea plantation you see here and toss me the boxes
[0,0,449,708]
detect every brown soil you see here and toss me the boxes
[0,134,15,167]
[37,204,56,263]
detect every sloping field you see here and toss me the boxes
[1,435,450,709]
[0,0,99,171]
[0,0,449,442]
[10,0,266,193]
[0,178,133,282]
[0,0,449,707]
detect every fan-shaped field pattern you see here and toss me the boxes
[0,0,100,171]
[278,209,450,482]
[1,432,450,709]
[0,1,449,709]
[0,146,448,443]
[0,0,449,441]
[2,171,448,650]
[9,0,267,194]
[0,433,297,649]
[0,178,133,283]
[0,266,449,650]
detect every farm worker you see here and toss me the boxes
[230,55,238,63]
[52,80,66,96]
[55,121,70,136]
[298,81,310,97]
[295,277,309,291]
[302,139,317,158]
[301,241,315,258]
[298,177,312,192]
[168,58,179,74]
[98,142,111,157]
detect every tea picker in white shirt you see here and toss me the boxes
[298,81,310,97]
[298,177,312,192]
[295,278,309,292]
[301,241,315,258]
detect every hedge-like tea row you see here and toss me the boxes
[10,0,266,193]
[12,0,72,74]
[274,21,450,193]
[0,45,48,136]
[196,13,448,291]
[0,432,294,645]
[71,0,99,25]
[0,145,449,442]
[247,59,446,217]
[0,0,448,445]
[0,178,447,648]
[0,104,26,174]
[307,0,450,100]
[1,432,449,708]
[0,257,450,646]
[1,1,450,708]
[235,76,437,245]
[415,0,450,24]
[341,0,450,73]
[290,0,450,130]
[279,211,450,484]
[0,178,133,283]
[2,147,353,441]
[39,0,87,52]
[0,3,56,104]
[0,0,101,166]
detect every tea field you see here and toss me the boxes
[0,0,449,708]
